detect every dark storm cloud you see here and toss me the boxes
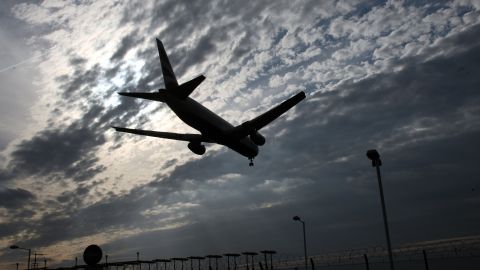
[0,222,22,239]
[0,187,35,209]
[8,117,106,182]
[0,188,36,239]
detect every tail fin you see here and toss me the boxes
[156,39,178,89]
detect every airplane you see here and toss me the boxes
[113,39,306,166]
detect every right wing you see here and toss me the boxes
[233,91,306,137]
[112,127,211,142]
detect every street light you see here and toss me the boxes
[366,149,394,270]
[10,245,31,270]
[292,216,308,270]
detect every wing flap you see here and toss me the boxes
[112,127,210,142]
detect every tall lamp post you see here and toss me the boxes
[10,245,31,270]
[366,149,394,270]
[292,216,307,270]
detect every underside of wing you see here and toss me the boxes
[112,126,211,142]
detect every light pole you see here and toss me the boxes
[292,216,308,270]
[10,245,31,270]
[366,149,394,270]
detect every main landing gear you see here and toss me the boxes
[249,157,254,167]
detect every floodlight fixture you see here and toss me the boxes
[366,149,382,167]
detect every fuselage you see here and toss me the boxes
[164,92,259,159]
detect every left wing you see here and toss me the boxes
[112,127,211,142]
[117,91,167,102]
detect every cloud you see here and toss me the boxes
[1,0,480,268]
[110,32,142,62]
[6,110,106,183]
[0,187,35,209]
[35,24,479,255]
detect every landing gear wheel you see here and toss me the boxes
[249,158,254,167]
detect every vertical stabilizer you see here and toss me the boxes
[156,39,178,89]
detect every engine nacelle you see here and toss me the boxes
[249,132,266,146]
[188,142,206,155]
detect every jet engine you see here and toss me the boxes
[188,142,206,155]
[249,131,266,146]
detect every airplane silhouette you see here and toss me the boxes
[113,39,306,166]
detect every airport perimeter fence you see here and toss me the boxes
[274,235,480,270]
[24,235,480,270]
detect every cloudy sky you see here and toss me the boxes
[1,0,480,268]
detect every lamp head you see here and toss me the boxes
[292,216,301,221]
[366,149,382,166]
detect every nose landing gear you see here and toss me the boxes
[249,157,254,167]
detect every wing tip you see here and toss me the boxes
[298,91,306,99]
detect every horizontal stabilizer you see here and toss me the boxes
[235,91,306,136]
[117,92,167,102]
[174,75,205,99]
[112,126,211,142]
